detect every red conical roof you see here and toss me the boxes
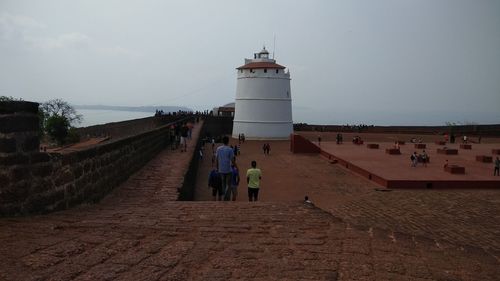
[236,62,285,70]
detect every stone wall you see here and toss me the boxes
[178,116,233,200]
[290,134,321,153]
[75,115,184,141]
[294,123,500,136]
[0,101,192,216]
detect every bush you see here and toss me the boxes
[66,127,81,144]
[45,115,70,145]
[40,99,82,146]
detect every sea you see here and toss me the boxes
[76,108,499,128]
[77,109,154,127]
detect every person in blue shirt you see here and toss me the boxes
[208,168,223,201]
[216,136,235,201]
[227,163,240,201]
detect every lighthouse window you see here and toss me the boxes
[264,69,267,73]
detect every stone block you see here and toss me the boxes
[54,168,74,186]
[492,149,500,155]
[0,101,39,114]
[397,141,405,145]
[0,172,10,187]
[0,154,30,165]
[72,164,84,179]
[21,135,40,152]
[65,183,77,197]
[62,153,78,166]
[30,152,51,164]
[0,180,30,203]
[476,155,492,163]
[25,189,65,213]
[32,162,53,177]
[460,144,472,149]
[0,138,16,153]
[0,115,39,133]
[49,200,67,212]
[0,204,20,216]
[83,160,92,173]
[385,148,401,155]
[437,148,458,155]
[444,165,465,174]
[435,141,446,145]
[414,144,426,149]
[367,144,379,149]
[10,166,31,182]
[31,178,52,194]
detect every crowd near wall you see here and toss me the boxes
[294,124,500,136]
[0,101,192,216]
[75,115,179,141]
[178,116,233,200]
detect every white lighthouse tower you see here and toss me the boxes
[232,47,293,139]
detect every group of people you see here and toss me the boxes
[494,157,500,176]
[336,133,343,144]
[169,121,195,152]
[262,143,271,155]
[237,133,246,143]
[208,136,262,202]
[352,136,363,145]
[410,150,429,167]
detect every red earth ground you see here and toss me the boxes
[1,125,499,280]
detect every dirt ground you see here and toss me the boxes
[194,132,500,252]
[1,127,499,280]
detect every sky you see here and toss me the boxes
[1,0,499,125]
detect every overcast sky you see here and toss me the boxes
[1,0,499,125]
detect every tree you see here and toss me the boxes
[0,96,23,101]
[40,99,82,145]
[40,99,82,125]
[45,115,70,145]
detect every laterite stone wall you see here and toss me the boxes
[0,101,188,216]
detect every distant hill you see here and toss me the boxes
[74,105,193,113]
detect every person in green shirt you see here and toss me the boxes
[246,160,262,201]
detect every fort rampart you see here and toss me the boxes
[178,116,233,200]
[294,124,500,136]
[75,115,174,140]
[0,101,190,216]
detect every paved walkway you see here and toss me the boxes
[1,127,499,280]
[197,139,500,250]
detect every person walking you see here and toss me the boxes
[494,157,500,176]
[247,160,262,202]
[180,123,189,152]
[263,143,270,155]
[229,163,240,201]
[410,152,418,167]
[421,150,428,167]
[216,136,235,201]
[208,168,223,201]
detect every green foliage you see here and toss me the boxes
[0,96,23,101]
[40,99,82,126]
[45,115,69,145]
[40,99,82,145]
[65,127,80,144]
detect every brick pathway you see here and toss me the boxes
[194,141,500,255]
[1,126,499,280]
